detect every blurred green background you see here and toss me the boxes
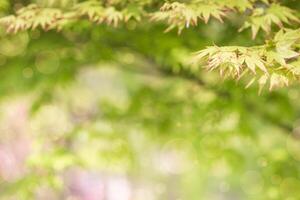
[1,1,300,200]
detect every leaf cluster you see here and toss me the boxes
[192,29,300,91]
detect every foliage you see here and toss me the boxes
[0,0,300,200]
[1,0,300,91]
[192,28,300,92]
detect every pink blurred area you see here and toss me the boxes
[65,169,132,200]
[0,100,31,181]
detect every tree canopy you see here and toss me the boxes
[1,0,300,91]
[0,0,300,200]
